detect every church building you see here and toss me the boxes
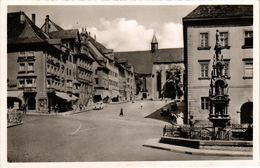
[114,34,184,100]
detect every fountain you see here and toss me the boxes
[208,29,231,140]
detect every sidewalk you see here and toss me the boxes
[143,138,252,157]
[25,101,131,116]
[25,107,93,116]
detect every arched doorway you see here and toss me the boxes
[27,97,36,110]
[240,101,253,124]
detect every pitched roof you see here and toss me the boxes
[49,19,64,31]
[184,5,253,20]
[8,11,49,44]
[114,48,184,74]
[114,50,153,74]
[154,48,184,63]
[88,36,113,54]
[49,29,79,40]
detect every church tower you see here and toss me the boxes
[151,33,158,55]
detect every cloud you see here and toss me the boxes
[87,18,183,52]
[158,22,183,49]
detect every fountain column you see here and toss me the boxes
[208,30,230,129]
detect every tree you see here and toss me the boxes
[162,64,184,99]
[135,74,143,95]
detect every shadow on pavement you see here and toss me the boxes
[144,101,185,124]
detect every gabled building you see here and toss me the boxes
[41,15,95,111]
[183,5,253,124]
[7,12,96,113]
[7,12,66,113]
[86,33,135,102]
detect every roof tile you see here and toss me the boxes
[114,48,183,74]
[184,5,253,19]
[49,29,79,39]
[8,12,49,44]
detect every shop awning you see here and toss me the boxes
[55,92,78,101]
[69,95,78,101]
[111,90,120,98]
[8,91,23,100]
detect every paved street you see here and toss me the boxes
[8,101,251,162]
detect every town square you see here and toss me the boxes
[3,2,258,165]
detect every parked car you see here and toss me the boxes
[93,102,104,110]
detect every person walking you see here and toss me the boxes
[55,104,58,113]
[119,107,124,116]
[140,102,143,109]
[22,103,27,114]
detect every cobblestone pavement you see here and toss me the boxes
[7,101,251,162]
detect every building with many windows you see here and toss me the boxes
[183,5,253,124]
[41,16,84,112]
[7,12,97,113]
[7,11,138,113]
[7,12,65,113]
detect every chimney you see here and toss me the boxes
[32,14,36,24]
[20,11,25,24]
[94,35,96,41]
[45,15,50,33]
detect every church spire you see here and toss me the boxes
[151,32,158,53]
[151,32,158,44]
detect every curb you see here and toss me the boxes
[23,101,131,116]
[25,109,92,116]
[143,139,252,157]
[109,101,131,105]
[7,122,24,128]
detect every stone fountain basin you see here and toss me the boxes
[160,136,253,151]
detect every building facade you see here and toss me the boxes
[7,12,96,113]
[115,34,184,101]
[183,5,253,124]
[150,34,184,100]
[7,12,67,113]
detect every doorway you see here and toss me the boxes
[240,101,253,124]
[27,97,36,110]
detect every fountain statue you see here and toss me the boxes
[208,30,231,139]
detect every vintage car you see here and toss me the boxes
[93,102,104,110]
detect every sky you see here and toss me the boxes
[8,6,197,51]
